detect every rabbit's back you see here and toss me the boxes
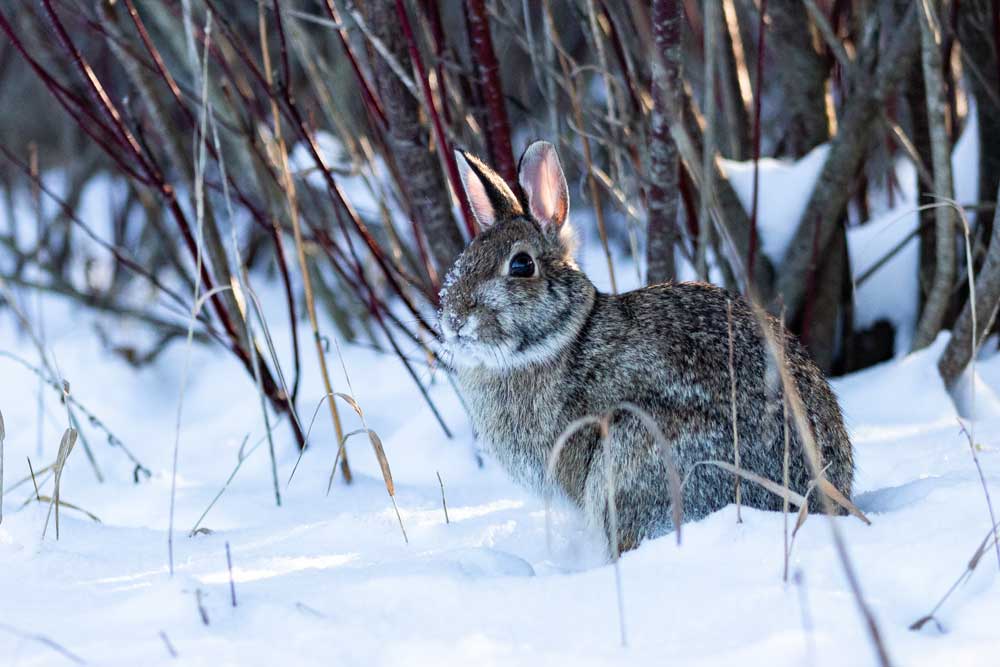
[557,282,852,536]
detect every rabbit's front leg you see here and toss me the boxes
[581,428,676,554]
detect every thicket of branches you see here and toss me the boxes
[1,0,999,458]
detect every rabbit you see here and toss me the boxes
[438,140,853,554]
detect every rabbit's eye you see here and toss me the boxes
[508,252,536,278]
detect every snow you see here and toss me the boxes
[2,101,998,667]
[722,143,831,265]
[3,285,1000,666]
[721,106,981,354]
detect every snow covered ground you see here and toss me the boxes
[2,285,1000,666]
[2,100,997,665]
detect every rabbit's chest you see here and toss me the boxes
[461,372,565,493]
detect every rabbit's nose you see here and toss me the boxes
[442,311,466,340]
[457,313,480,340]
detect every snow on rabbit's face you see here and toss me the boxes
[439,142,582,371]
[438,217,568,371]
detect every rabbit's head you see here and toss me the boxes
[439,141,595,371]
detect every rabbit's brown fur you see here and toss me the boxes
[440,142,853,553]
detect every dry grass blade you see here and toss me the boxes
[929,198,999,565]
[683,460,808,509]
[816,478,871,525]
[159,630,178,659]
[320,425,408,543]
[726,299,742,522]
[195,588,210,626]
[751,303,892,665]
[0,351,148,476]
[367,429,394,496]
[43,427,78,540]
[226,541,237,607]
[957,420,1000,570]
[613,402,683,545]
[231,273,282,509]
[597,415,628,647]
[544,415,602,553]
[27,457,42,501]
[295,601,327,618]
[318,384,407,543]
[22,494,102,523]
[779,308,791,581]
[259,4,350,485]
[363,426,407,543]
[910,518,1000,631]
[0,287,102,484]
[437,471,450,524]
[792,482,817,539]
[297,391,365,492]
[288,393,340,485]
[0,622,86,665]
[4,461,54,498]
[325,429,366,496]
[189,432,264,536]
[170,283,234,575]
[334,392,364,418]
[546,415,603,484]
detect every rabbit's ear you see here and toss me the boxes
[518,141,569,230]
[454,149,522,230]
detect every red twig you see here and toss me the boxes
[0,12,151,184]
[394,0,477,238]
[203,0,436,333]
[418,0,454,126]
[322,0,388,129]
[39,0,156,176]
[463,0,517,188]
[122,0,195,127]
[42,1,304,447]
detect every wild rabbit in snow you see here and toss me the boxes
[438,141,853,553]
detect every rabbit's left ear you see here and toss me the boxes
[454,149,522,230]
[518,141,569,229]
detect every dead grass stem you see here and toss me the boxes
[42,427,78,540]
[726,299,742,522]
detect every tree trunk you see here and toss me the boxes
[912,0,957,351]
[957,0,1000,243]
[767,0,831,157]
[776,5,920,317]
[939,182,1000,386]
[800,223,848,373]
[365,0,464,277]
[904,53,938,305]
[646,0,683,285]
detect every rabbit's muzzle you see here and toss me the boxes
[440,310,482,343]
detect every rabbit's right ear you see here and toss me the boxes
[518,141,569,230]
[454,149,522,230]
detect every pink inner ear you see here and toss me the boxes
[456,151,496,229]
[464,171,495,228]
[520,143,568,228]
[530,172,565,226]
